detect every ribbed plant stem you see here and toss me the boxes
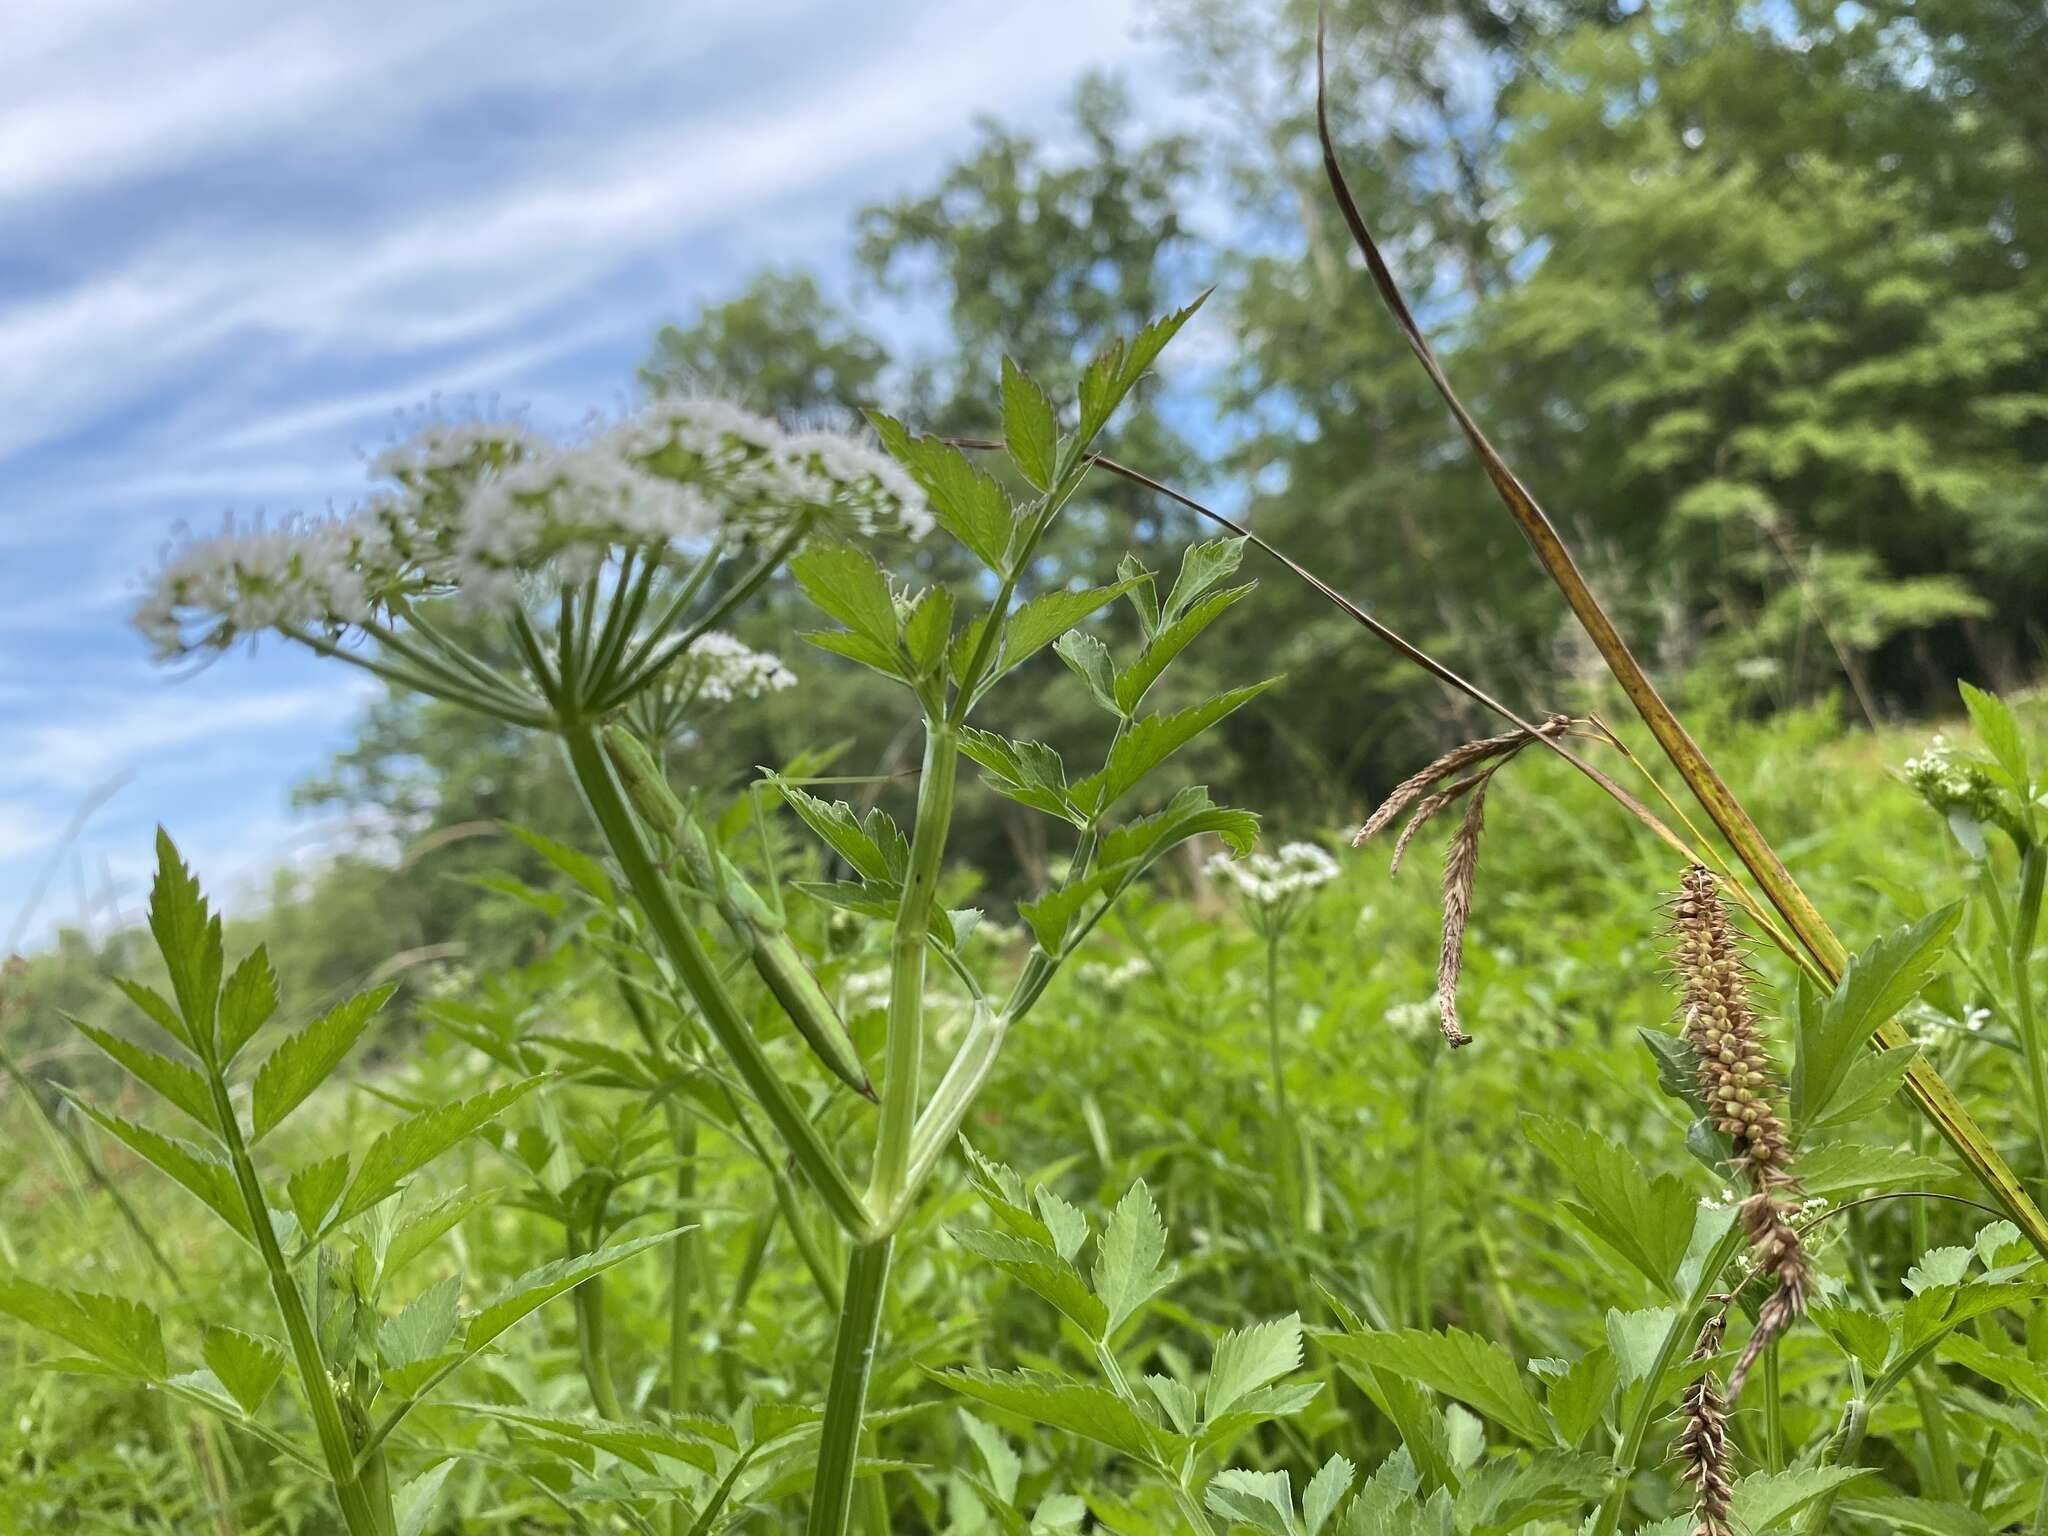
[867,719,960,1222]
[571,1260,624,1422]
[806,1239,892,1536]
[2012,847,2046,1179]
[1311,16,2048,1257]
[208,1075,390,1536]
[559,720,871,1239]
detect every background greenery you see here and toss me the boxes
[5,0,2047,1527]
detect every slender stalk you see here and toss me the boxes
[284,627,550,729]
[1970,1430,2002,1512]
[2012,846,2046,1178]
[805,1239,893,1536]
[570,1237,625,1422]
[866,719,960,1217]
[597,525,808,712]
[558,720,874,1240]
[1093,1339,1219,1536]
[385,598,540,703]
[1409,1051,1436,1328]
[1761,1343,1784,1473]
[1263,929,1302,1237]
[1312,4,2048,1255]
[664,1103,700,1536]
[204,1072,391,1536]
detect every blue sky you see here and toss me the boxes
[0,0,1199,946]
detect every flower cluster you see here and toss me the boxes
[1205,841,1340,908]
[1077,955,1150,993]
[136,401,930,661]
[673,633,796,704]
[1901,735,2027,846]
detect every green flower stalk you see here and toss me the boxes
[603,724,875,1099]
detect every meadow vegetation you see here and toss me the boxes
[6,0,2048,1531]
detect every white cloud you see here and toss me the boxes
[0,800,53,862]
[3,679,376,793]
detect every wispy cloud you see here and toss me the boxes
[2,679,378,794]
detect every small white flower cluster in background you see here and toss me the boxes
[1078,955,1151,993]
[136,399,930,661]
[1901,732,2025,843]
[1205,840,1341,907]
[1382,1000,1438,1040]
[674,632,797,704]
[841,967,893,1014]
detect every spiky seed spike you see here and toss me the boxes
[1668,865,1813,1400]
[1675,1312,1734,1536]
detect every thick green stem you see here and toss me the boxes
[559,721,873,1240]
[571,1250,625,1422]
[206,1075,390,1536]
[866,720,960,1218]
[806,1239,892,1536]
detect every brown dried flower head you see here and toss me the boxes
[1669,865,1814,1399]
[1356,714,1573,1049]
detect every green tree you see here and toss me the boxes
[640,270,887,420]
[1478,0,2044,703]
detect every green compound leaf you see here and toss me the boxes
[935,1366,1159,1460]
[870,412,1015,572]
[251,984,395,1141]
[333,1078,543,1229]
[202,1325,285,1415]
[0,1278,167,1380]
[1523,1116,1700,1294]
[146,828,223,1056]
[66,1018,219,1138]
[463,1229,682,1356]
[63,1092,252,1243]
[1071,680,1278,816]
[1793,904,1960,1129]
[1000,356,1060,492]
[1205,1313,1304,1422]
[791,543,900,648]
[1321,1326,1553,1448]
[1093,1179,1171,1336]
[217,946,281,1067]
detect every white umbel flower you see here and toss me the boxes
[136,399,930,660]
[675,632,797,703]
[1205,840,1341,907]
